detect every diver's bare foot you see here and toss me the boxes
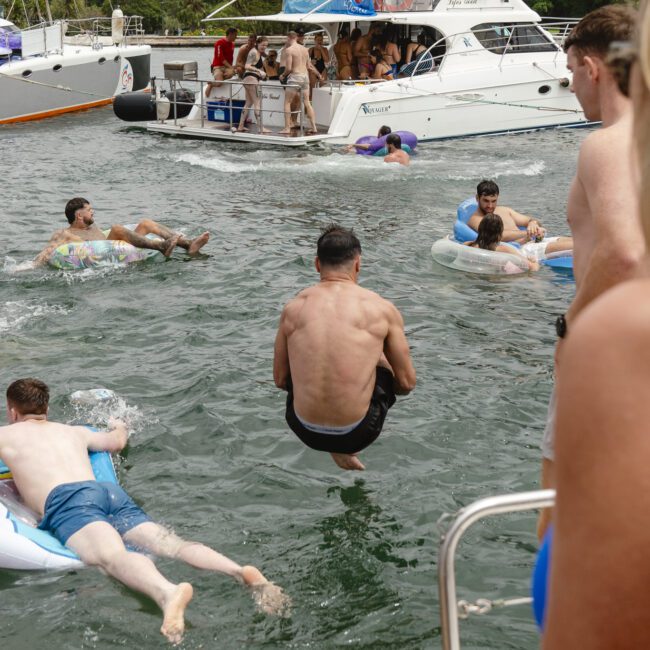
[160,582,193,645]
[278,129,292,135]
[160,234,180,257]
[188,231,210,255]
[331,452,365,471]
[241,565,292,616]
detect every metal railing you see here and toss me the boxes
[152,75,309,137]
[438,489,555,650]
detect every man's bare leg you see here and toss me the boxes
[546,237,574,255]
[107,225,179,257]
[302,91,318,134]
[280,89,298,134]
[330,452,365,471]
[66,521,194,644]
[124,522,291,615]
[132,219,210,255]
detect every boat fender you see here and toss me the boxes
[112,7,124,45]
[431,236,530,275]
[354,130,418,155]
[531,527,552,630]
[113,89,196,121]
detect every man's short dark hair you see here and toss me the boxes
[226,27,237,36]
[296,29,305,36]
[378,125,391,136]
[7,378,50,415]
[386,133,401,149]
[65,197,89,224]
[563,5,636,59]
[477,180,499,197]
[317,224,361,267]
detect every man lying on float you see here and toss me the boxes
[34,197,209,266]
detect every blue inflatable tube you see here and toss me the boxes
[454,198,573,270]
[354,130,418,155]
[532,527,552,630]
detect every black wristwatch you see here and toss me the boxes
[555,314,567,339]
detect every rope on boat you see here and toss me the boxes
[457,596,533,619]
[2,73,106,97]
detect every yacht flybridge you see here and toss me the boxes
[136,0,587,145]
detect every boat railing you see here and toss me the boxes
[405,21,577,82]
[438,489,555,650]
[153,75,310,136]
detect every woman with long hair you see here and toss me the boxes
[237,37,270,133]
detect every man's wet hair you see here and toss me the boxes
[7,378,50,415]
[386,133,401,149]
[226,27,237,36]
[475,213,504,250]
[563,5,636,60]
[378,125,391,136]
[65,197,89,224]
[317,224,361,267]
[477,180,499,197]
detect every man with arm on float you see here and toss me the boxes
[537,5,644,539]
[0,378,288,645]
[468,180,546,243]
[383,133,410,166]
[34,197,210,266]
[274,225,416,472]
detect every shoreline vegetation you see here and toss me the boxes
[6,0,633,37]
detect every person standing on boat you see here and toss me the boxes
[383,133,409,166]
[235,33,257,78]
[205,26,237,97]
[354,23,382,79]
[237,37,271,134]
[273,225,416,471]
[308,32,330,95]
[333,27,354,80]
[538,5,644,540]
[279,31,319,135]
[0,378,289,645]
[34,198,210,266]
[468,180,545,243]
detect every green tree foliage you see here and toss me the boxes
[525,0,637,16]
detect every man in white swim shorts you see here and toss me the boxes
[521,236,573,261]
[0,378,289,644]
[279,31,319,135]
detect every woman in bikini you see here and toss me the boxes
[237,37,270,133]
[370,50,394,81]
[379,27,401,77]
[308,32,330,94]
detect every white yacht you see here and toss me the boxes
[138,0,586,145]
[0,12,150,125]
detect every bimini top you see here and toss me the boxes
[204,0,540,24]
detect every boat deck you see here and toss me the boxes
[146,118,340,146]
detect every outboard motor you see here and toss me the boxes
[113,88,196,122]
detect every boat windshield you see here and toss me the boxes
[471,23,557,54]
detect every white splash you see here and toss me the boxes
[0,301,71,334]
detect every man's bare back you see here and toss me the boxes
[0,419,123,515]
[281,281,396,424]
[284,41,310,75]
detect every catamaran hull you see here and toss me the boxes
[0,46,150,124]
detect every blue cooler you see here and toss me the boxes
[207,99,245,123]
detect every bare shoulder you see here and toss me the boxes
[359,285,401,317]
[579,118,632,165]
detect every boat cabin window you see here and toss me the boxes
[471,23,557,55]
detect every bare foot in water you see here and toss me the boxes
[330,452,365,471]
[160,234,180,257]
[187,232,210,255]
[160,582,193,645]
[241,565,292,617]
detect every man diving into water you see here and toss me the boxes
[34,197,210,266]
[0,378,289,644]
[274,225,416,471]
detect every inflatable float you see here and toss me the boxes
[354,130,418,156]
[48,228,163,271]
[431,236,530,275]
[0,437,117,571]
[453,197,573,271]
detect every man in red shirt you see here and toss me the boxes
[206,27,237,96]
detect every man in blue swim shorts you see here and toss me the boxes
[0,378,289,644]
[274,225,416,471]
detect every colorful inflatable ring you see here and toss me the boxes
[48,239,162,270]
